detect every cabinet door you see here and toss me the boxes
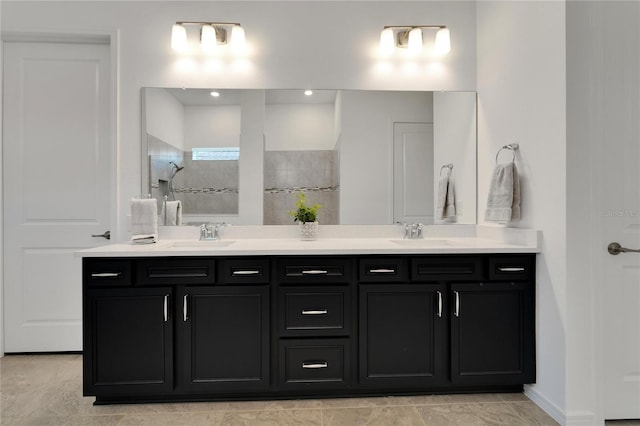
[450,282,535,385]
[83,288,173,396]
[359,284,446,387]
[179,286,270,392]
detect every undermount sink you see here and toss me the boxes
[168,240,236,248]
[389,239,451,246]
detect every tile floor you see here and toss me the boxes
[0,354,562,425]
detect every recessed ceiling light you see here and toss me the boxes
[304,90,313,96]
[210,91,220,97]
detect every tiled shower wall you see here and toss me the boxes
[178,158,239,215]
[264,150,340,225]
[147,134,239,217]
[147,134,184,213]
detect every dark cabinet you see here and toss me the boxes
[359,284,447,387]
[178,286,270,392]
[83,287,173,396]
[83,253,536,403]
[450,282,535,385]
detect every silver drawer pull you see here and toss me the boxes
[369,268,395,274]
[91,272,122,278]
[454,291,460,317]
[301,270,328,275]
[163,295,168,322]
[301,309,328,315]
[232,270,261,276]
[498,267,525,272]
[437,291,443,318]
[183,295,188,322]
[302,362,328,369]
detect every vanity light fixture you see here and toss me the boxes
[379,25,451,56]
[171,21,246,53]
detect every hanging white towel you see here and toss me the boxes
[161,200,182,226]
[436,167,457,221]
[485,162,521,223]
[130,198,158,243]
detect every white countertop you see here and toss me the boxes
[78,226,540,257]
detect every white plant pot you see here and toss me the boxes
[299,221,319,241]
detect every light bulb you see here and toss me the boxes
[171,24,188,52]
[379,28,395,56]
[201,25,217,52]
[435,27,451,55]
[408,28,423,55]
[210,91,220,97]
[231,25,246,53]
[304,90,313,96]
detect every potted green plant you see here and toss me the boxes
[288,192,322,240]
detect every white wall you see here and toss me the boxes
[433,92,477,224]
[145,87,184,150]
[265,103,335,151]
[477,1,566,423]
[183,105,241,150]
[0,0,477,240]
[340,91,433,224]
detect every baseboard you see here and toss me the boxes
[524,386,566,425]
[564,411,598,426]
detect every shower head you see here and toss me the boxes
[169,161,184,172]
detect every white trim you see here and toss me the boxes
[524,386,565,425]
[565,411,598,426]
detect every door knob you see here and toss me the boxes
[91,230,111,240]
[608,242,640,255]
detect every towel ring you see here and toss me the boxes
[439,163,454,176]
[495,143,519,163]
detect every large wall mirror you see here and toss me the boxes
[142,88,477,226]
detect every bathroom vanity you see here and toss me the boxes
[80,230,538,404]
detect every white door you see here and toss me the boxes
[3,41,112,352]
[393,123,434,224]
[600,3,640,419]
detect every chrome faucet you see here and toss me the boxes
[396,221,424,239]
[199,223,226,241]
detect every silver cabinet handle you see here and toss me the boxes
[302,362,328,369]
[498,267,525,272]
[91,272,121,278]
[232,270,261,276]
[454,291,460,317]
[163,295,168,322]
[301,309,328,315]
[437,291,443,318]
[369,268,395,274]
[608,242,640,255]
[302,270,328,275]
[183,295,188,322]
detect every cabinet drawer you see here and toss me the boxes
[277,258,351,284]
[84,259,132,287]
[279,339,350,389]
[137,258,216,285]
[359,257,408,282]
[412,256,483,281]
[221,258,270,284]
[279,287,349,337]
[489,256,534,281]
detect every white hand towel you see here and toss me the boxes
[485,162,521,223]
[436,168,457,221]
[130,198,158,237]
[161,200,182,226]
[130,234,158,244]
